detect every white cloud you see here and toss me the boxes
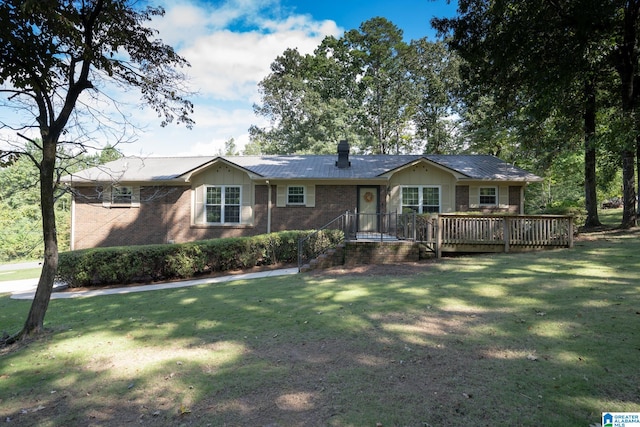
[153,0,342,102]
[122,103,268,156]
[2,0,340,157]
[182,21,337,101]
[120,0,342,156]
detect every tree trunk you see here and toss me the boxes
[21,138,58,337]
[637,137,640,218]
[622,148,637,228]
[583,76,601,227]
[618,2,640,228]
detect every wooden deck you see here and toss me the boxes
[298,212,575,270]
[425,214,574,257]
[345,212,574,258]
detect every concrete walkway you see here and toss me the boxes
[4,267,299,300]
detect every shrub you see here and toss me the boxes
[539,202,586,228]
[57,229,343,288]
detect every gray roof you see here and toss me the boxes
[64,154,542,184]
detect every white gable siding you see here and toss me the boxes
[191,163,254,225]
[388,164,457,213]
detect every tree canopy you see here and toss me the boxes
[250,17,461,155]
[434,0,639,227]
[0,0,193,342]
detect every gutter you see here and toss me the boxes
[266,180,272,234]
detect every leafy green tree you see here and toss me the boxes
[343,18,416,154]
[0,0,192,342]
[251,18,459,155]
[0,153,43,261]
[250,45,362,154]
[217,138,239,156]
[0,143,122,262]
[408,39,462,154]
[433,0,631,227]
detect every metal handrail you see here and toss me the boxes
[297,212,350,271]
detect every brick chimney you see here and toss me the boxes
[335,140,351,169]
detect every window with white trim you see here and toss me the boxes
[205,186,241,224]
[479,187,497,205]
[401,186,440,214]
[287,186,305,205]
[112,186,133,205]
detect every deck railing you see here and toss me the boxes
[298,212,574,269]
[435,214,574,255]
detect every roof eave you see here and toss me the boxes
[179,157,265,181]
[377,157,470,179]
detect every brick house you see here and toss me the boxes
[63,142,542,249]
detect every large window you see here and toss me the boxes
[287,186,305,205]
[206,186,241,224]
[402,186,440,214]
[479,187,497,205]
[112,186,133,205]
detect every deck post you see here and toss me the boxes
[436,215,442,258]
[413,212,417,241]
[503,217,510,253]
[568,216,574,248]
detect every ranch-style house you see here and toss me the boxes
[63,141,542,250]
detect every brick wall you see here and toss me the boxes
[343,241,419,266]
[72,182,526,249]
[72,183,384,249]
[456,184,522,214]
[72,185,267,249]
[270,184,360,231]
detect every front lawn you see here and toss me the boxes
[1,226,639,426]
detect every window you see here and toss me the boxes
[287,186,305,205]
[422,187,440,213]
[112,186,133,205]
[479,187,497,205]
[205,186,241,224]
[402,186,440,214]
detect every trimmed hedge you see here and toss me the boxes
[57,229,343,288]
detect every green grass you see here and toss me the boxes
[598,207,623,226]
[1,227,640,426]
[0,268,41,282]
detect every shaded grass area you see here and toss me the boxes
[1,228,639,426]
[597,207,623,227]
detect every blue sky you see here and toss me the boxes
[106,0,459,157]
[279,0,456,42]
[72,0,457,157]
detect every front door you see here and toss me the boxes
[358,187,378,232]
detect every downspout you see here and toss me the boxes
[266,180,272,234]
[70,186,75,251]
